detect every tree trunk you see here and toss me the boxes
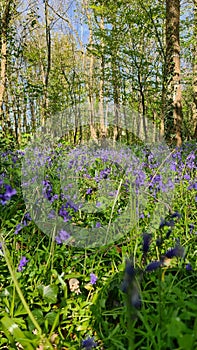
[98,16,106,140]
[83,0,98,142]
[0,0,12,133]
[41,0,51,127]
[193,0,197,138]
[165,0,182,146]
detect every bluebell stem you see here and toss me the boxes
[121,259,141,310]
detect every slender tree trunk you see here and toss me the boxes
[4,88,12,135]
[98,16,106,140]
[30,99,36,132]
[41,0,51,127]
[166,0,182,146]
[16,97,21,144]
[112,58,120,142]
[83,0,98,142]
[23,98,27,133]
[0,0,12,133]
[193,0,197,138]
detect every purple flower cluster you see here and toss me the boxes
[18,139,197,250]
[59,205,72,222]
[90,273,97,285]
[0,183,17,205]
[15,212,32,234]
[18,256,29,272]
[42,179,53,201]
[55,229,70,244]
[141,214,189,272]
[82,336,97,349]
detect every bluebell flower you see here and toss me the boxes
[125,261,135,279]
[171,211,181,219]
[188,182,197,190]
[55,229,70,244]
[186,263,192,271]
[48,210,56,219]
[90,273,97,285]
[65,199,78,212]
[165,220,175,227]
[189,224,194,233]
[50,194,59,203]
[99,168,110,179]
[165,243,185,259]
[86,188,92,195]
[0,184,17,205]
[18,256,29,272]
[42,180,53,201]
[15,223,23,234]
[82,336,97,349]
[166,229,172,239]
[145,260,161,272]
[24,212,32,221]
[159,218,174,229]
[59,205,72,222]
[142,233,152,254]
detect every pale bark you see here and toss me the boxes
[83,0,98,142]
[166,0,182,146]
[42,0,51,125]
[98,16,106,139]
[0,0,12,131]
[193,0,197,138]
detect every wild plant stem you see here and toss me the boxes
[0,236,53,349]
[127,300,135,350]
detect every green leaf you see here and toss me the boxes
[38,284,59,304]
[45,311,59,326]
[178,334,194,350]
[1,315,35,349]
[167,317,188,338]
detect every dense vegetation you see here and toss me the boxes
[0,0,197,349]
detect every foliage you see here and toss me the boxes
[0,139,197,349]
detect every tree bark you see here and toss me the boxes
[41,0,51,127]
[165,0,182,146]
[193,0,197,138]
[0,0,12,132]
[83,0,98,142]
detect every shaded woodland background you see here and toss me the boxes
[0,0,197,147]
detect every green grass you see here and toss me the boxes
[0,139,196,349]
